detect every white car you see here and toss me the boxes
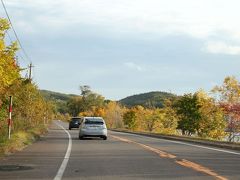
[79,117,107,140]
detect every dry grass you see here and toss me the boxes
[0,124,47,157]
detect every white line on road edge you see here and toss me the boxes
[54,122,72,180]
[160,137,240,155]
[112,131,240,155]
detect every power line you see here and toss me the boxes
[1,0,31,63]
[6,31,26,63]
[1,2,33,80]
[6,31,13,42]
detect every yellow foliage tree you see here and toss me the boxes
[0,19,20,98]
[104,101,125,128]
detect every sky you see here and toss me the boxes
[1,0,240,100]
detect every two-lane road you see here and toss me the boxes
[0,120,239,180]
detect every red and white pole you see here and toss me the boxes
[8,96,13,139]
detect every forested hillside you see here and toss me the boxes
[40,90,176,113]
[40,90,79,114]
[119,91,176,108]
[40,90,77,102]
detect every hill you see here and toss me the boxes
[40,90,79,113]
[119,91,176,108]
[40,90,176,112]
[40,90,78,101]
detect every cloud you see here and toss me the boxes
[124,62,145,71]
[204,41,240,55]
[4,0,240,40]
[15,20,36,34]
[4,0,240,100]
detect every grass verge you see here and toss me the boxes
[0,124,48,157]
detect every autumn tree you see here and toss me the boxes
[212,76,240,141]
[173,91,226,139]
[0,18,54,143]
[160,99,178,134]
[0,19,20,104]
[141,108,161,132]
[132,106,147,131]
[196,90,226,139]
[80,86,104,112]
[67,86,105,116]
[0,19,20,137]
[212,76,240,103]
[221,104,240,141]
[104,101,124,128]
[67,96,82,116]
[123,110,137,130]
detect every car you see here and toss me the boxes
[79,117,107,140]
[69,117,82,130]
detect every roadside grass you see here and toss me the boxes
[0,124,48,157]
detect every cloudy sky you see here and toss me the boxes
[2,0,240,100]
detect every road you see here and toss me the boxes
[0,120,239,180]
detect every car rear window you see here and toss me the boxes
[72,118,81,120]
[84,119,104,125]
[71,118,81,122]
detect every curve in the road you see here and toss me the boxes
[115,131,240,155]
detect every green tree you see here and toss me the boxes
[67,86,105,116]
[80,85,91,96]
[82,93,105,112]
[123,110,137,130]
[67,96,82,116]
[173,93,201,135]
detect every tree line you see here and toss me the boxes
[66,80,240,142]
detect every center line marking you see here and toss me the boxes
[111,135,228,180]
[113,131,240,155]
[54,122,72,180]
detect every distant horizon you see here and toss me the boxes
[40,87,205,101]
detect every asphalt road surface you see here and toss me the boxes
[0,120,240,180]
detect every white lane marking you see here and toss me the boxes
[111,131,240,155]
[54,122,72,180]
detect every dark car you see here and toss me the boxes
[69,117,82,130]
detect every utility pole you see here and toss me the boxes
[28,62,34,81]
